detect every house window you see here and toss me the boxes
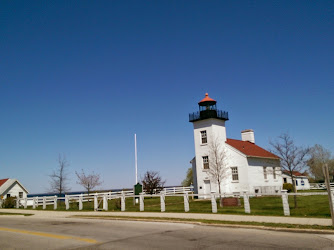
[6,194,10,198]
[283,178,287,183]
[296,180,298,186]
[19,192,23,198]
[273,167,276,179]
[202,156,209,169]
[301,180,305,186]
[200,130,207,144]
[263,167,267,180]
[231,167,239,181]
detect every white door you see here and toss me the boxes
[204,180,211,195]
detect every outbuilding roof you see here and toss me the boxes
[226,138,280,160]
[0,178,9,187]
[282,171,308,177]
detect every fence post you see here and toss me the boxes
[160,193,165,212]
[79,194,83,210]
[173,187,176,194]
[121,191,125,212]
[35,196,39,207]
[211,193,217,213]
[24,198,27,209]
[32,197,36,209]
[16,198,20,208]
[94,194,98,211]
[53,196,57,210]
[243,191,251,214]
[65,195,69,210]
[331,191,334,216]
[103,194,108,211]
[121,194,125,211]
[184,192,189,212]
[42,196,46,210]
[139,193,144,211]
[281,190,290,216]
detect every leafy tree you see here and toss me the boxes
[49,154,71,196]
[75,169,103,194]
[308,144,334,182]
[182,167,193,186]
[142,171,165,195]
[270,133,309,208]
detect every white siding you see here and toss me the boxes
[282,174,310,190]
[2,183,28,199]
[247,158,282,194]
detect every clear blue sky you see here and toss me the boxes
[1,1,333,193]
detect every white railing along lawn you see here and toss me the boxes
[12,186,334,218]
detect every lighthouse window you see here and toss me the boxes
[202,156,209,169]
[201,130,207,144]
[231,167,239,181]
[263,167,267,180]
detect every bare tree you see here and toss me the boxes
[75,169,103,194]
[270,133,309,208]
[142,171,166,195]
[49,154,71,196]
[308,144,334,182]
[207,136,229,197]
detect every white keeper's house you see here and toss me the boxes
[0,178,29,200]
[189,93,282,197]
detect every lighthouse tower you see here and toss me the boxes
[189,93,229,195]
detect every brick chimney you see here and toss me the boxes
[241,129,255,143]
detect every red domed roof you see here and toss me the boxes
[198,93,216,105]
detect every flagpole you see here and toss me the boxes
[135,134,138,184]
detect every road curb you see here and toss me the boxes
[73,215,334,235]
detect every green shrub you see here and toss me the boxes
[2,197,16,208]
[283,183,294,193]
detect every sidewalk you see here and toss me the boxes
[1,209,332,226]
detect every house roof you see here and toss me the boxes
[226,138,280,160]
[0,178,9,187]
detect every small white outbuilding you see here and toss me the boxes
[282,171,310,190]
[0,178,29,200]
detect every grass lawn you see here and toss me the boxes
[23,194,332,218]
[298,189,326,193]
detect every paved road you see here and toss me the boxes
[1,209,332,226]
[1,216,334,249]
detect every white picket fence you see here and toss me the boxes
[162,186,192,194]
[310,183,334,190]
[12,188,334,217]
[18,186,192,208]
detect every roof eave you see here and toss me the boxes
[246,156,280,160]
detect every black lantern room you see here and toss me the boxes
[189,93,229,122]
